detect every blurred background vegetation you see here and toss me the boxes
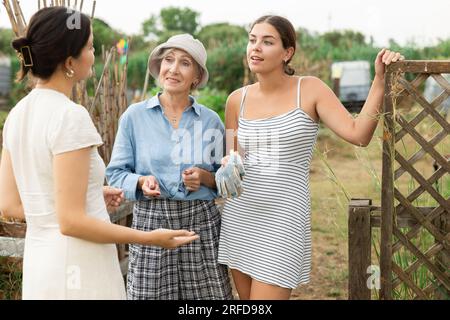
[1,6,449,115]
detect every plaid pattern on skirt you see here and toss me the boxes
[127,199,233,300]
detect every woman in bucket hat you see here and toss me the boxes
[106,34,233,300]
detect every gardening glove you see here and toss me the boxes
[215,150,245,199]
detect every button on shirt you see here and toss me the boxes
[105,94,225,201]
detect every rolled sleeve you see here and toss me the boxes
[105,113,142,201]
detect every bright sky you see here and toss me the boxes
[1,0,449,47]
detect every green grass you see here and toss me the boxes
[0,257,22,300]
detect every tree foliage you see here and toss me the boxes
[142,7,200,43]
[92,18,125,56]
[197,23,247,49]
[0,28,14,56]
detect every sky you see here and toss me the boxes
[1,0,449,47]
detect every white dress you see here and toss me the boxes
[2,88,126,299]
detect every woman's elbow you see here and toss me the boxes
[104,168,123,188]
[59,220,74,236]
[355,140,370,148]
[58,215,81,237]
[349,135,371,147]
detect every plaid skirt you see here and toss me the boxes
[127,199,233,300]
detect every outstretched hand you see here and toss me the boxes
[149,229,199,249]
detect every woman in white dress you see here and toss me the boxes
[0,7,198,300]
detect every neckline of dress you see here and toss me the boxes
[240,107,319,125]
[32,87,70,100]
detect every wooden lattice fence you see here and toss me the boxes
[349,60,450,300]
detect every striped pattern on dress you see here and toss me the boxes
[218,77,319,289]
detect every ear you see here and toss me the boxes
[284,47,295,62]
[64,56,75,72]
[191,79,199,89]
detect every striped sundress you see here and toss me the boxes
[218,77,319,289]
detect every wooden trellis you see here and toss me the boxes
[349,60,450,300]
[381,61,450,300]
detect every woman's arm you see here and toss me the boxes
[311,49,403,147]
[199,169,216,189]
[0,149,24,220]
[54,147,198,247]
[105,115,143,201]
[224,89,242,154]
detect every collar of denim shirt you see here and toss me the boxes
[145,92,201,117]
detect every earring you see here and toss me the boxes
[65,69,75,78]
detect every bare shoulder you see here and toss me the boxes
[226,87,246,113]
[301,76,334,103]
[301,76,328,89]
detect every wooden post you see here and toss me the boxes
[348,199,372,300]
[380,65,395,300]
[333,78,340,99]
[433,211,450,299]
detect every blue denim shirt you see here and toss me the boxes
[105,94,224,201]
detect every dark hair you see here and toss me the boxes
[250,15,297,76]
[11,6,91,82]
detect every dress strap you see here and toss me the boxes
[239,86,249,118]
[296,76,304,109]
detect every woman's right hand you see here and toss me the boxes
[146,229,199,249]
[138,175,161,197]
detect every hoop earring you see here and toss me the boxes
[65,69,75,78]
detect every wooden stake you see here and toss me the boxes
[91,0,96,19]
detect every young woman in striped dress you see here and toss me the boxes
[217,15,404,300]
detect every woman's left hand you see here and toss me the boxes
[182,167,202,192]
[103,186,125,213]
[374,48,405,81]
